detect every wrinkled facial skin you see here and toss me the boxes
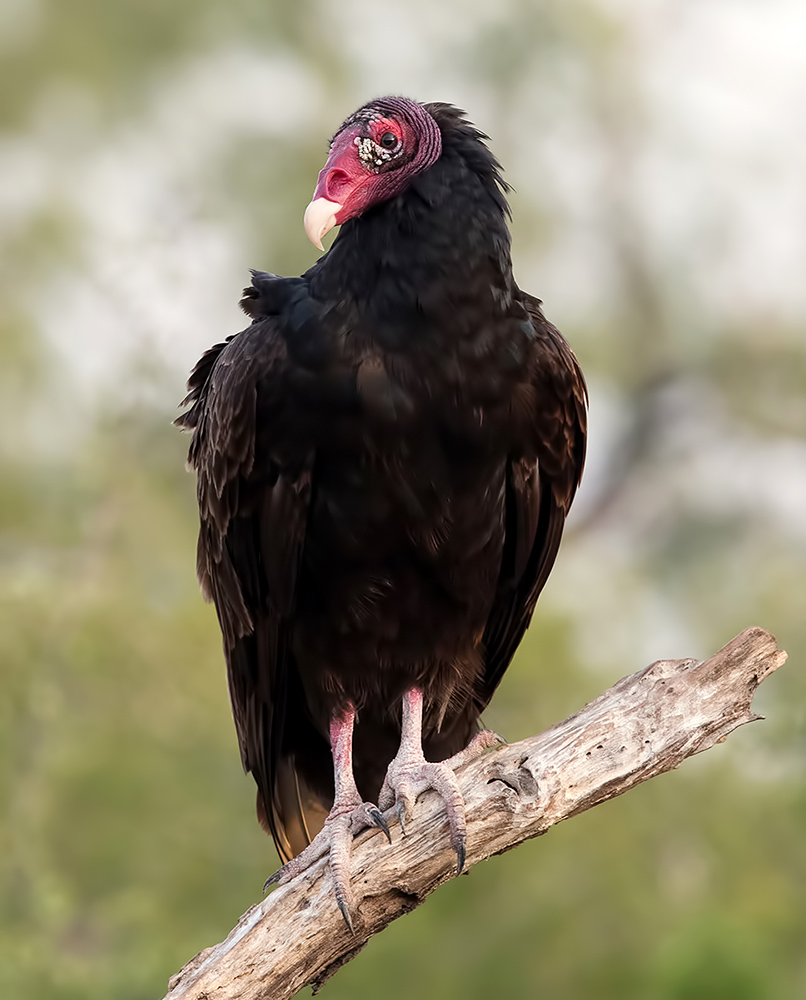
[303,98,442,249]
[321,114,410,201]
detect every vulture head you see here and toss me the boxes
[303,96,443,249]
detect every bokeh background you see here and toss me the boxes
[2,1,805,997]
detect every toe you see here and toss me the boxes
[263,833,330,890]
[377,776,394,812]
[327,815,358,933]
[423,764,467,870]
[443,730,505,770]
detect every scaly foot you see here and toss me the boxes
[378,724,504,874]
[264,794,389,932]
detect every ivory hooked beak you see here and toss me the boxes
[303,197,342,250]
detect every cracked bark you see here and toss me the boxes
[163,626,787,1000]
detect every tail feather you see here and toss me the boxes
[259,756,329,863]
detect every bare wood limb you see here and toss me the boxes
[164,626,787,1000]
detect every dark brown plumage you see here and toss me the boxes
[178,97,587,923]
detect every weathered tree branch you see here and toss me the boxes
[164,626,787,1000]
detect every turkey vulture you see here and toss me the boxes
[178,97,587,929]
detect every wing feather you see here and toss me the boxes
[177,315,317,857]
[479,293,587,705]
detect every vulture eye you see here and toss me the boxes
[380,131,398,149]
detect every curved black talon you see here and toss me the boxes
[263,868,282,892]
[368,806,392,843]
[337,897,355,934]
[455,841,466,876]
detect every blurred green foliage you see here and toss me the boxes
[1,1,804,998]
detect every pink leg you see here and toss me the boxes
[378,688,504,873]
[265,705,389,932]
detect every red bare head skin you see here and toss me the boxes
[303,97,442,249]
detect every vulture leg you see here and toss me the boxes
[378,687,503,873]
[265,705,390,932]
